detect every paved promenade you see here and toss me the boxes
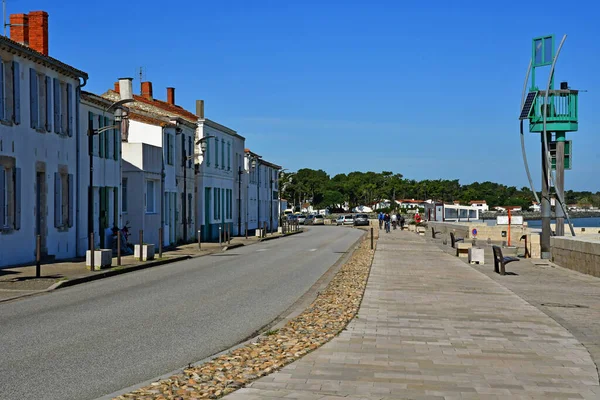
[227,230,600,399]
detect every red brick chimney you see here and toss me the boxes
[9,14,29,46]
[141,81,153,100]
[28,11,49,56]
[114,81,120,93]
[166,87,175,105]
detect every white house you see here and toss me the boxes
[194,100,246,241]
[104,79,196,246]
[78,91,121,253]
[469,200,489,212]
[0,11,87,267]
[245,149,281,235]
[398,199,425,209]
[529,202,541,212]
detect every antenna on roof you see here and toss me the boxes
[138,67,144,93]
[3,0,7,36]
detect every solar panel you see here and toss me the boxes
[519,91,538,120]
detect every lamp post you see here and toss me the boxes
[88,98,132,253]
[248,155,259,234]
[195,135,213,241]
[238,165,243,235]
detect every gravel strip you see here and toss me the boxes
[116,226,377,400]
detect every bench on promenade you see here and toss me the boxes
[431,227,442,239]
[450,232,464,248]
[492,245,520,276]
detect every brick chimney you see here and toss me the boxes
[166,87,175,105]
[9,14,29,46]
[28,11,49,56]
[114,81,120,93]
[141,81,153,100]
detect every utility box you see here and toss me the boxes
[468,247,485,264]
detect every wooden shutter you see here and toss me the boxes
[98,115,104,157]
[113,120,119,161]
[0,166,5,227]
[29,68,38,129]
[12,61,20,124]
[113,187,118,227]
[53,78,60,133]
[4,61,13,122]
[14,168,21,230]
[67,83,73,136]
[104,116,109,158]
[45,76,52,132]
[68,174,74,227]
[0,62,4,121]
[54,172,61,227]
[88,112,94,155]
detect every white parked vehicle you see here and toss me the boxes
[336,215,354,226]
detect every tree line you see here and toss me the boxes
[280,169,600,211]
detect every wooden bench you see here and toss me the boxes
[492,245,520,275]
[455,242,472,258]
[431,227,442,238]
[450,232,464,248]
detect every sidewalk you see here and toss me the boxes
[0,231,293,302]
[226,230,600,399]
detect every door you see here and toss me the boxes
[35,172,47,253]
[99,187,109,248]
[204,187,211,241]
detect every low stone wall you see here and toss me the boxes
[551,236,600,277]
[428,222,529,242]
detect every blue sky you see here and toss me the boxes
[12,0,600,190]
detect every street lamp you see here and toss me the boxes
[88,98,133,252]
[193,135,214,241]
[247,154,260,234]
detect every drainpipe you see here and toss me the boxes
[160,126,166,248]
[75,76,88,256]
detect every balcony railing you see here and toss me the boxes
[529,90,579,132]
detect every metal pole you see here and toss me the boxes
[219,225,222,246]
[245,222,248,239]
[158,227,163,258]
[89,234,94,271]
[228,224,231,244]
[555,133,565,236]
[198,229,201,250]
[36,235,41,277]
[507,209,512,247]
[238,167,242,236]
[182,149,187,243]
[541,133,551,258]
[117,231,121,266]
[371,227,373,250]
[139,229,143,246]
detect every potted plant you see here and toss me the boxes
[134,243,155,261]
[86,248,113,271]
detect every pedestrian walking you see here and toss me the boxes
[378,212,384,229]
[391,213,398,230]
[400,215,406,230]
[384,213,391,233]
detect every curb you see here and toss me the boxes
[222,243,245,251]
[259,229,304,242]
[49,255,192,290]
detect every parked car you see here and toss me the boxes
[312,214,325,225]
[286,214,298,223]
[297,215,307,225]
[336,215,354,226]
[354,213,369,226]
[304,215,314,225]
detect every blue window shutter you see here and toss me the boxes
[14,168,21,230]
[54,172,61,227]
[53,78,60,133]
[0,166,5,227]
[98,115,104,157]
[104,116,109,158]
[29,68,38,129]
[45,76,51,131]
[68,174,74,227]
[113,120,119,161]
[12,61,20,124]
[67,83,73,137]
[0,62,4,121]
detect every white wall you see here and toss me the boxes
[0,51,80,267]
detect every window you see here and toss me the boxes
[206,136,210,166]
[221,139,225,169]
[146,180,155,213]
[122,178,128,213]
[227,142,231,170]
[113,119,119,161]
[215,138,219,168]
[188,193,192,224]
[104,116,110,159]
[98,115,104,157]
[166,133,174,165]
[53,171,73,228]
[1,61,21,124]
[0,165,21,230]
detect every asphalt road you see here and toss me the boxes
[0,226,364,400]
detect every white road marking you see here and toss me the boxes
[309,248,317,252]
[256,249,268,252]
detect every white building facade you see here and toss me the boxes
[0,14,87,267]
[78,92,121,253]
[245,149,280,235]
[195,101,246,241]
